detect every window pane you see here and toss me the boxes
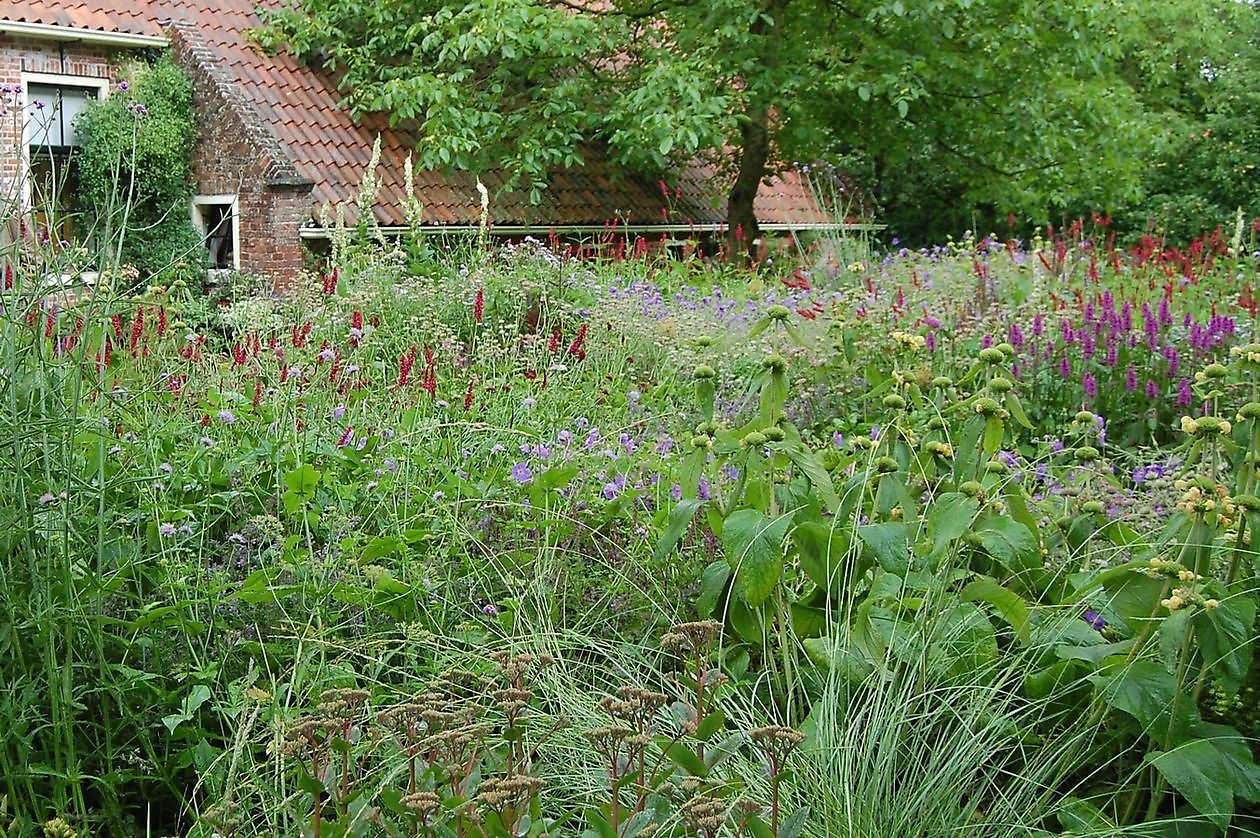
[26,83,97,149]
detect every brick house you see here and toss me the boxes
[1,0,841,286]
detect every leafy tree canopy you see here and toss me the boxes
[257,0,1252,250]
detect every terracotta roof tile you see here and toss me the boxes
[3,0,834,229]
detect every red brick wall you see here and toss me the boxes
[168,23,313,290]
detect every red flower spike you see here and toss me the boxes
[548,326,561,353]
[129,307,144,356]
[473,288,484,322]
[568,323,588,357]
[337,426,354,447]
[462,379,475,412]
[397,344,418,388]
[252,379,264,406]
[157,307,167,337]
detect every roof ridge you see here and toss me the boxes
[167,19,313,192]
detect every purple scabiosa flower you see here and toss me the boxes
[981,334,993,349]
[925,331,937,352]
[619,432,637,455]
[557,429,574,446]
[511,462,533,484]
[482,603,499,616]
[584,428,601,450]
[383,457,398,474]
[159,522,177,537]
[722,464,740,481]
[530,443,551,460]
[521,397,537,409]
[318,345,336,363]
[1082,609,1106,631]
[218,409,236,425]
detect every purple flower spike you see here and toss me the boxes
[1177,378,1193,407]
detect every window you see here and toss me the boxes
[191,196,239,272]
[22,75,108,244]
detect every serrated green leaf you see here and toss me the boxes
[723,508,790,606]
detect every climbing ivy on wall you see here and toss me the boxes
[76,55,201,282]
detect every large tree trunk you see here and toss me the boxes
[724,0,784,264]
[725,106,771,264]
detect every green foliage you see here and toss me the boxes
[256,0,1190,248]
[76,56,200,282]
[5,201,1260,834]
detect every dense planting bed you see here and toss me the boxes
[3,224,1259,836]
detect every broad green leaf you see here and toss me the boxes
[1093,563,1169,634]
[857,522,908,574]
[793,521,860,594]
[283,463,320,495]
[782,443,841,512]
[723,508,790,606]
[1190,721,1260,803]
[1148,740,1234,829]
[976,514,1039,573]
[1089,660,1181,731]
[697,559,731,619]
[960,577,1030,643]
[1193,593,1256,693]
[779,805,810,838]
[653,499,705,564]
[982,415,1004,455]
[926,492,978,558]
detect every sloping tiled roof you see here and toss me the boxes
[0,0,835,229]
[0,0,163,38]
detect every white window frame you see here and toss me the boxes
[191,194,241,274]
[19,71,110,212]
